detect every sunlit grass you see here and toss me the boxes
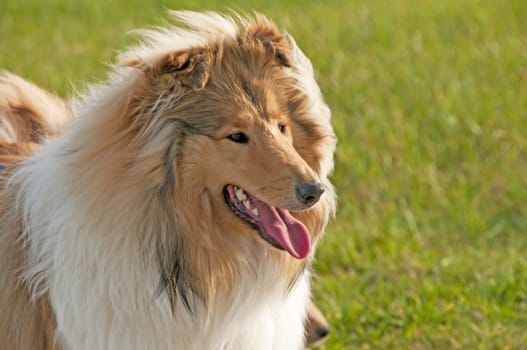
[1,0,526,348]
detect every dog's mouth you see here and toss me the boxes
[223,185,311,259]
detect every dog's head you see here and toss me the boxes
[120,12,335,258]
[70,12,336,300]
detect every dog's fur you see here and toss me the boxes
[0,76,331,350]
[0,11,336,350]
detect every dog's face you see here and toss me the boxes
[114,17,335,269]
[184,97,322,259]
[177,50,327,260]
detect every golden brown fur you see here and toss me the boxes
[0,12,336,349]
[0,76,63,349]
[0,72,70,144]
[0,179,56,350]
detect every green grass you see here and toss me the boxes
[2,0,526,348]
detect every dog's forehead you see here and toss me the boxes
[239,78,285,121]
[214,42,290,106]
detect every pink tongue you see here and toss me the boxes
[254,201,311,259]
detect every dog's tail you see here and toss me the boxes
[0,72,71,165]
[0,72,71,145]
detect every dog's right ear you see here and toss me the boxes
[122,48,213,91]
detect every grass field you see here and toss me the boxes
[1,0,526,348]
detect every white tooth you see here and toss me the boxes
[243,200,251,209]
[235,188,244,200]
[251,208,259,216]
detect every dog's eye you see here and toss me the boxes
[227,132,249,144]
[278,123,286,133]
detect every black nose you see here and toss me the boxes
[295,181,324,206]
[316,326,330,339]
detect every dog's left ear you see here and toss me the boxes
[245,23,292,67]
[123,48,213,91]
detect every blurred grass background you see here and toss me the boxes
[1,0,526,348]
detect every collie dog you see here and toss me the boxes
[0,11,336,350]
[0,74,332,350]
